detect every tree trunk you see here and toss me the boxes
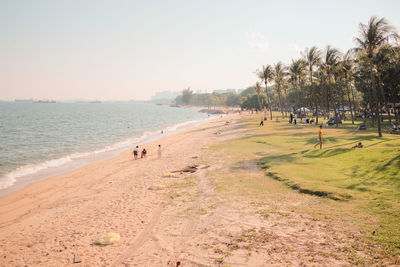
[315,102,319,124]
[351,87,357,114]
[334,102,339,128]
[377,102,382,130]
[346,85,355,125]
[370,61,382,137]
[257,94,262,111]
[324,81,328,120]
[264,82,273,121]
[378,79,391,125]
[270,106,273,120]
[278,92,284,119]
[326,99,330,120]
[367,82,375,127]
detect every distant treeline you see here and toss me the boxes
[175,16,400,137]
[174,87,269,110]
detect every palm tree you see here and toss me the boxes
[302,46,322,123]
[254,82,263,111]
[374,45,396,125]
[354,16,399,137]
[341,50,356,124]
[273,62,287,118]
[257,65,274,120]
[379,46,400,125]
[288,59,307,111]
[321,45,341,121]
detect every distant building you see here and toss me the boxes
[212,89,237,94]
[151,91,181,100]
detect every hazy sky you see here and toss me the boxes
[1,0,399,101]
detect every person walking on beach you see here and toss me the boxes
[158,144,162,159]
[141,148,147,158]
[259,116,264,126]
[133,145,139,160]
[314,125,323,149]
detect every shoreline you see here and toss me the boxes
[0,112,237,204]
[1,113,396,265]
[0,114,220,197]
[0,113,241,265]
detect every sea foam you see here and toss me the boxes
[0,116,213,191]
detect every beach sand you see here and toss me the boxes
[0,115,243,266]
[0,114,372,266]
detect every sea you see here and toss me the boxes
[0,101,212,196]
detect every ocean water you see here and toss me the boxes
[0,102,210,194]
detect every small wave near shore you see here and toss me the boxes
[0,116,216,195]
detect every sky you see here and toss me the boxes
[0,0,399,101]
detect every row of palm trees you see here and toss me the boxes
[254,16,400,137]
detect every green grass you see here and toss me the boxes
[212,113,400,257]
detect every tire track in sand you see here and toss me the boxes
[113,201,166,266]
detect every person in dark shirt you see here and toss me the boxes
[141,148,147,158]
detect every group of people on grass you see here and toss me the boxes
[258,111,324,149]
[289,113,314,125]
[132,144,162,159]
[255,110,376,151]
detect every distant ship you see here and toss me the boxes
[14,99,33,103]
[34,100,56,103]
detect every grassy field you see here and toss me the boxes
[210,113,400,263]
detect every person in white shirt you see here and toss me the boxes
[132,145,139,160]
[158,144,162,159]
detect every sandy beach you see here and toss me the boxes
[2,2,399,265]
[0,115,243,266]
[1,113,396,266]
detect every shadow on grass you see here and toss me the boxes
[258,152,298,167]
[305,136,340,145]
[264,170,351,201]
[348,135,385,142]
[237,133,277,141]
[258,150,352,201]
[346,183,371,192]
[304,147,353,158]
[363,139,393,148]
[279,125,316,131]
[374,154,400,177]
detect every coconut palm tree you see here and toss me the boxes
[341,50,356,124]
[288,59,307,111]
[321,45,342,120]
[273,62,287,118]
[380,46,400,125]
[254,82,263,111]
[373,45,397,124]
[302,46,322,123]
[354,16,399,136]
[257,65,274,120]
